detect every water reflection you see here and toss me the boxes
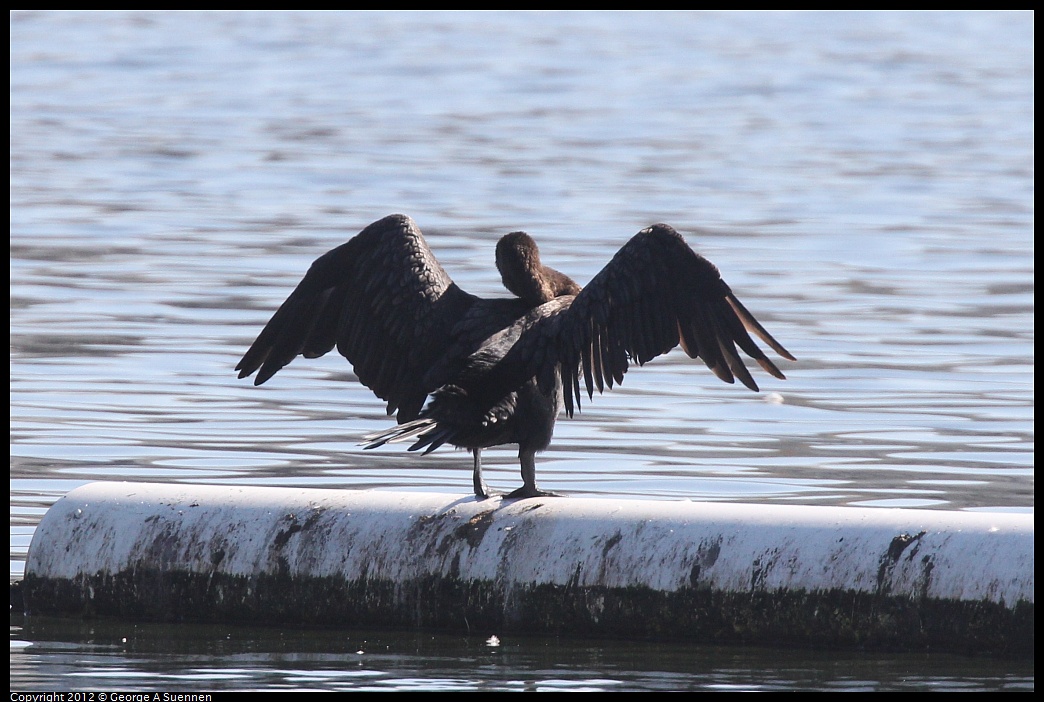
[11,617,1034,692]
[10,9,1033,693]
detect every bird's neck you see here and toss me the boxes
[504,264,579,307]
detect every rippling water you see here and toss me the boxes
[10,10,1034,692]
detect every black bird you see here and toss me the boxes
[236,214,794,499]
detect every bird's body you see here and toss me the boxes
[236,214,794,499]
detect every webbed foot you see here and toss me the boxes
[503,485,562,500]
[474,484,500,500]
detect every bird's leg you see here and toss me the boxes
[504,449,561,499]
[472,448,495,499]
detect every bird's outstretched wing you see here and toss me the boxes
[235,214,484,422]
[553,223,795,415]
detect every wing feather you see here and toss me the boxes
[554,223,794,414]
[236,214,484,422]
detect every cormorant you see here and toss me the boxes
[236,214,794,499]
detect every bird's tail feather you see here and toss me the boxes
[361,418,455,455]
[361,418,437,448]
